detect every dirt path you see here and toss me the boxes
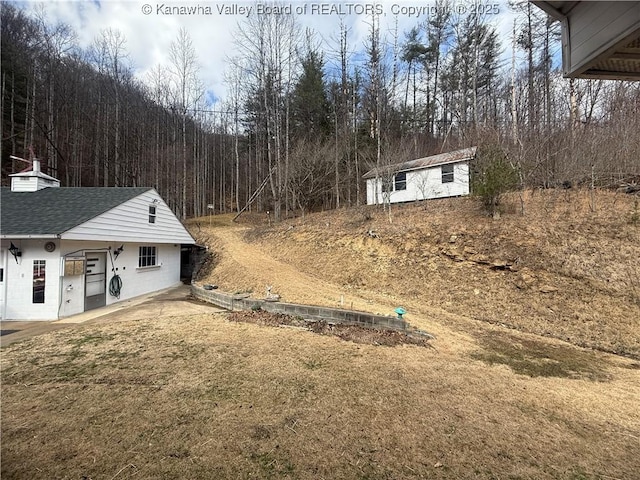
[205,223,481,352]
[199,217,640,370]
[210,225,353,307]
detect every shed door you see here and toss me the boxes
[85,253,106,311]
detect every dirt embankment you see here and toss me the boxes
[193,189,640,358]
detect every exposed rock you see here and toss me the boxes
[469,254,491,265]
[490,260,511,270]
[441,248,465,262]
[539,285,559,293]
[514,272,536,290]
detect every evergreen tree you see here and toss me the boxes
[291,47,330,140]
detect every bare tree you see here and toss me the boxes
[233,9,300,221]
[92,28,129,186]
[33,6,76,178]
[169,27,202,219]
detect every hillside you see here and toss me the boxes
[193,189,640,358]
[2,188,639,480]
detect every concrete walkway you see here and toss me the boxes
[0,284,226,348]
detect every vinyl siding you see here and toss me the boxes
[366,162,469,205]
[0,239,62,320]
[58,240,183,316]
[568,2,640,73]
[62,189,194,244]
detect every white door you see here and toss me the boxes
[85,253,106,311]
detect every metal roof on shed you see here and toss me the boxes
[362,147,477,180]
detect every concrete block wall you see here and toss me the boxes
[191,284,410,332]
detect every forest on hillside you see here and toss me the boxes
[1,2,639,220]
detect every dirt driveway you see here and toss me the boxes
[0,284,224,347]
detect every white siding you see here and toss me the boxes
[10,175,59,192]
[63,189,194,244]
[58,240,183,317]
[1,239,62,320]
[105,242,182,304]
[366,162,469,205]
[567,2,640,74]
[10,177,39,192]
[0,238,183,321]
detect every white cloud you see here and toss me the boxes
[20,0,524,104]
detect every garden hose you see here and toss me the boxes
[109,274,122,299]
[107,248,122,298]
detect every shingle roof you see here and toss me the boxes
[1,187,152,236]
[362,146,477,179]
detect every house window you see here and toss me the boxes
[33,260,46,303]
[138,246,157,268]
[381,178,392,193]
[442,164,454,183]
[394,171,407,191]
[149,205,156,224]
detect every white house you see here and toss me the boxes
[0,161,195,321]
[363,147,476,205]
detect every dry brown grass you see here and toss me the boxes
[3,189,639,479]
[2,311,639,480]
[203,189,640,358]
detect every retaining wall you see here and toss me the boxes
[191,284,410,332]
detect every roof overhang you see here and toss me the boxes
[363,159,470,180]
[532,1,640,80]
[363,147,476,180]
[1,234,60,240]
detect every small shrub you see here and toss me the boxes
[472,145,519,216]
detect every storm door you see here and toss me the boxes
[85,253,107,311]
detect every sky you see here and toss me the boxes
[17,0,529,105]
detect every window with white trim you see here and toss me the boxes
[149,205,157,223]
[138,246,157,268]
[442,164,454,183]
[394,171,407,191]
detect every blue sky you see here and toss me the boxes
[17,0,529,104]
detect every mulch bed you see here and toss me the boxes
[227,310,432,347]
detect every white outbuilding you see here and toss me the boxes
[363,147,476,205]
[0,161,195,320]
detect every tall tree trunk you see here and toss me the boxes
[511,20,519,143]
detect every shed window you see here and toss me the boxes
[442,164,454,183]
[33,260,46,303]
[138,246,157,268]
[381,178,392,193]
[394,171,407,191]
[149,205,157,224]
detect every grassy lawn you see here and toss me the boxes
[2,310,639,479]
